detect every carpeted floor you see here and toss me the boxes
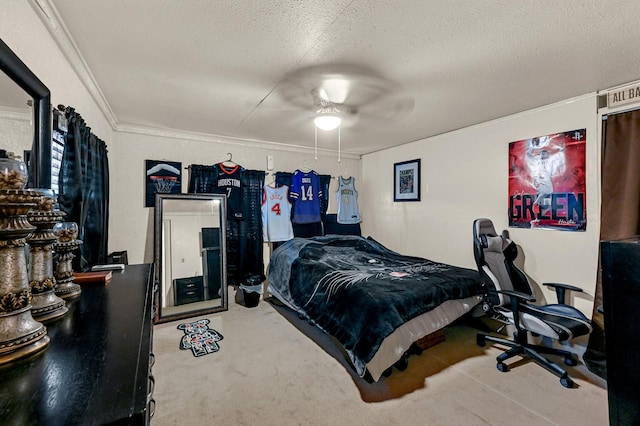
[150,293,608,425]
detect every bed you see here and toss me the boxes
[267,234,484,382]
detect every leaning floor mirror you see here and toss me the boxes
[154,193,228,323]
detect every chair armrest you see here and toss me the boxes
[497,289,536,303]
[496,290,534,332]
[543,282,583,304]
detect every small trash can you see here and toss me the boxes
[239,274,263,308]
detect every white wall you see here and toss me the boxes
[0,111,31,157]
[3,1,604,318]
[1,1,113,139]
[360,95,601,316]
[2,1,360,271]
[109,130,361,265]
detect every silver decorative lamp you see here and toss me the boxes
[53,222,82,299]
[27,189,68,321]
[0,156,50,365]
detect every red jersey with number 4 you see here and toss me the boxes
[261,185,293,242]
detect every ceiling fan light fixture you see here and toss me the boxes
[314,114,341,131]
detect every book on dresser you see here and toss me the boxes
[74,270,113,285]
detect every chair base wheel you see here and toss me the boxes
[394,354,408,371]
[476,334,487,347]
[407,343,422,356]
[497,362,509,372]
[560,376,574,388]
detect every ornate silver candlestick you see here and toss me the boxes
[0,188,50,365]
[27,189,68,321]
[53,222,82,299]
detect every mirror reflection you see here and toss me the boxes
[155,193,228,323]
[0,38,52,189]
[0,65,33,160]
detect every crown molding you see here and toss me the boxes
[29,0,360,161]
[117,123,361,160]
[30,0,119,129]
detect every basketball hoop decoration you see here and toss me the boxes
[145,160,182,207]
[151,176,177,193]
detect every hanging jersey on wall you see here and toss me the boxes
[289,169,323,224]
[261,185,294,242]
[214,162,243,221]
[336,176,361,224]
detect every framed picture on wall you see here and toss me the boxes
[394,159,421,202]
[145,160,182,207]
[507,129,586,231]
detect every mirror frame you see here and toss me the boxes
[154,193,228,324]
[0,38,52,188]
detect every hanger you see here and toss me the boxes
[265,171,277,187]
[299,159,312,173]
[221,152,237,167]
[341,166,351,179]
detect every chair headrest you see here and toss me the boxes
[474,218,498,238]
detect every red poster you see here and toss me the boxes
[508,129,586,231]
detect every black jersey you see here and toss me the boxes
[214,163,243,221]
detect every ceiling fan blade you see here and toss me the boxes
[338,75,396,106]
[279,64,392,103]
[274,63,412,129]
[356,93,415,123]
[276,80,316,109]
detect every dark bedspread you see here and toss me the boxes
[267,235,483,378]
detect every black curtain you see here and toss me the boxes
[274,171,291,188]
[57,107,110,271]
[239,169,265,282]
[319,174,331,215]
[188,165,265,285]
[187,164,218,193]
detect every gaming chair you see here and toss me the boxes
[472,218,592,388]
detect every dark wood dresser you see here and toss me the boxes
[0,263,155,426]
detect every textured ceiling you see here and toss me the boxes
[32,0,640,155]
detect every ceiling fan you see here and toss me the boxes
[277,64,414,131]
